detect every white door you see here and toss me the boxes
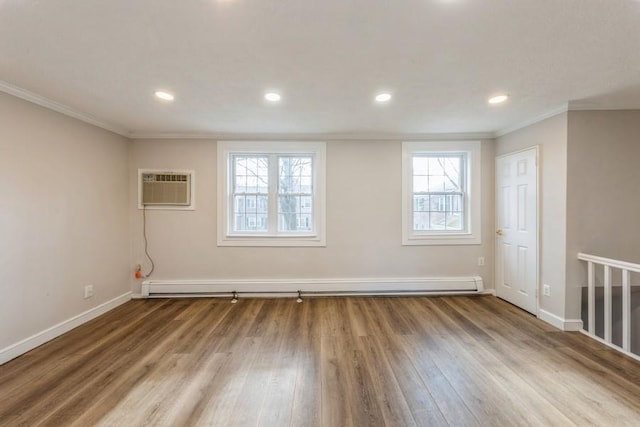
[495,147,538,314]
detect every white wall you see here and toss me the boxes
[495,113,568,319]
[0,92,131,354]
[130,139,495,290]
[566,110,640,318]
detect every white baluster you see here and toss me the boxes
[622,269,631,352]
[604,265,612,343]
[588,261,595,335]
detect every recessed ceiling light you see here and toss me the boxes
[488,94,509,104]
[154,90,174,101]
[375,93,392,103]
[264,92,281,102]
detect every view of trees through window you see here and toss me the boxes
[232,154,313,233]
[278,156,313,232]
[412,154,465,231]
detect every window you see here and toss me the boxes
[218,141,326,246]
[402,141,481,245]
[412,154,465,231]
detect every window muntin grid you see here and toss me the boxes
[230,154,315,234]
[278,156,313,232]
[232,155,269,232]
[412,154,466,232]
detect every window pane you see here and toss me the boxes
[447,212,463,229]
[278,195,313,232]
[443,157,461,191]
[234,213,268,232]
[414,212,429,230]
[247,176,257,192]
[279,156,312,194]
[233,195,269,232]
[235,176,246,193]
[300,177,312,193]
[428,157,444,176]
[424,156,462,192]
[429,211,446,230]
[234,155,268,194]
[413,157,428,175]
[413,176,428,193]
[257,195,268,213]
[299,214,312,231]
[412,154,466,232]
[246,196,257,213]
[300,196,313,213]
[277,156,314,233]
[427,175,445,192]
[232,155,269,233]
[414,195,429,212]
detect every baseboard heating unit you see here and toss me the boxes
[141,276,485,298]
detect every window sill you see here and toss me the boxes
[402,233,481,246]
[218,234,326,247]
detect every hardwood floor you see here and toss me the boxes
[1,295,640,426]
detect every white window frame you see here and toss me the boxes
[217,141,326,247]
[402,141,481,245]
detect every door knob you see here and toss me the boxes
[496,229,503,236]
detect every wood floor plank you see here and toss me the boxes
[359,335,434,427]
[397,333,482,427]
[289,302,322,427]
[336,335,386,426]
[320,335,354,427]
[344,298,370,337]
[197,337,264,426]
[1,295,640,426]
[141,351,232,427]
[359,298,447,426]
[225,336,281,426]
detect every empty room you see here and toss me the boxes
[2,0,640,425]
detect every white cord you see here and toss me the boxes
[142,205,155,278]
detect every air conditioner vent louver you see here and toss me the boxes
[141,172,191,206]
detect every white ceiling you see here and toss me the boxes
[1,0,640,138]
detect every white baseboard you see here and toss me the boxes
[538,309,583,331]
[142,276,484,297]
[0,292,132,365]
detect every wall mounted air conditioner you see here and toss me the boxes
[138,169,195,210]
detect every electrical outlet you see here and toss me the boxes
[84,284,94,299]
[477,256,485,266]
[543,284,550,297]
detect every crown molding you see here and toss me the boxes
[494,104,569,138]
[567,102,604,111]
[567,102,640,111]
[128,131,496,141]
[0,80,130,137]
